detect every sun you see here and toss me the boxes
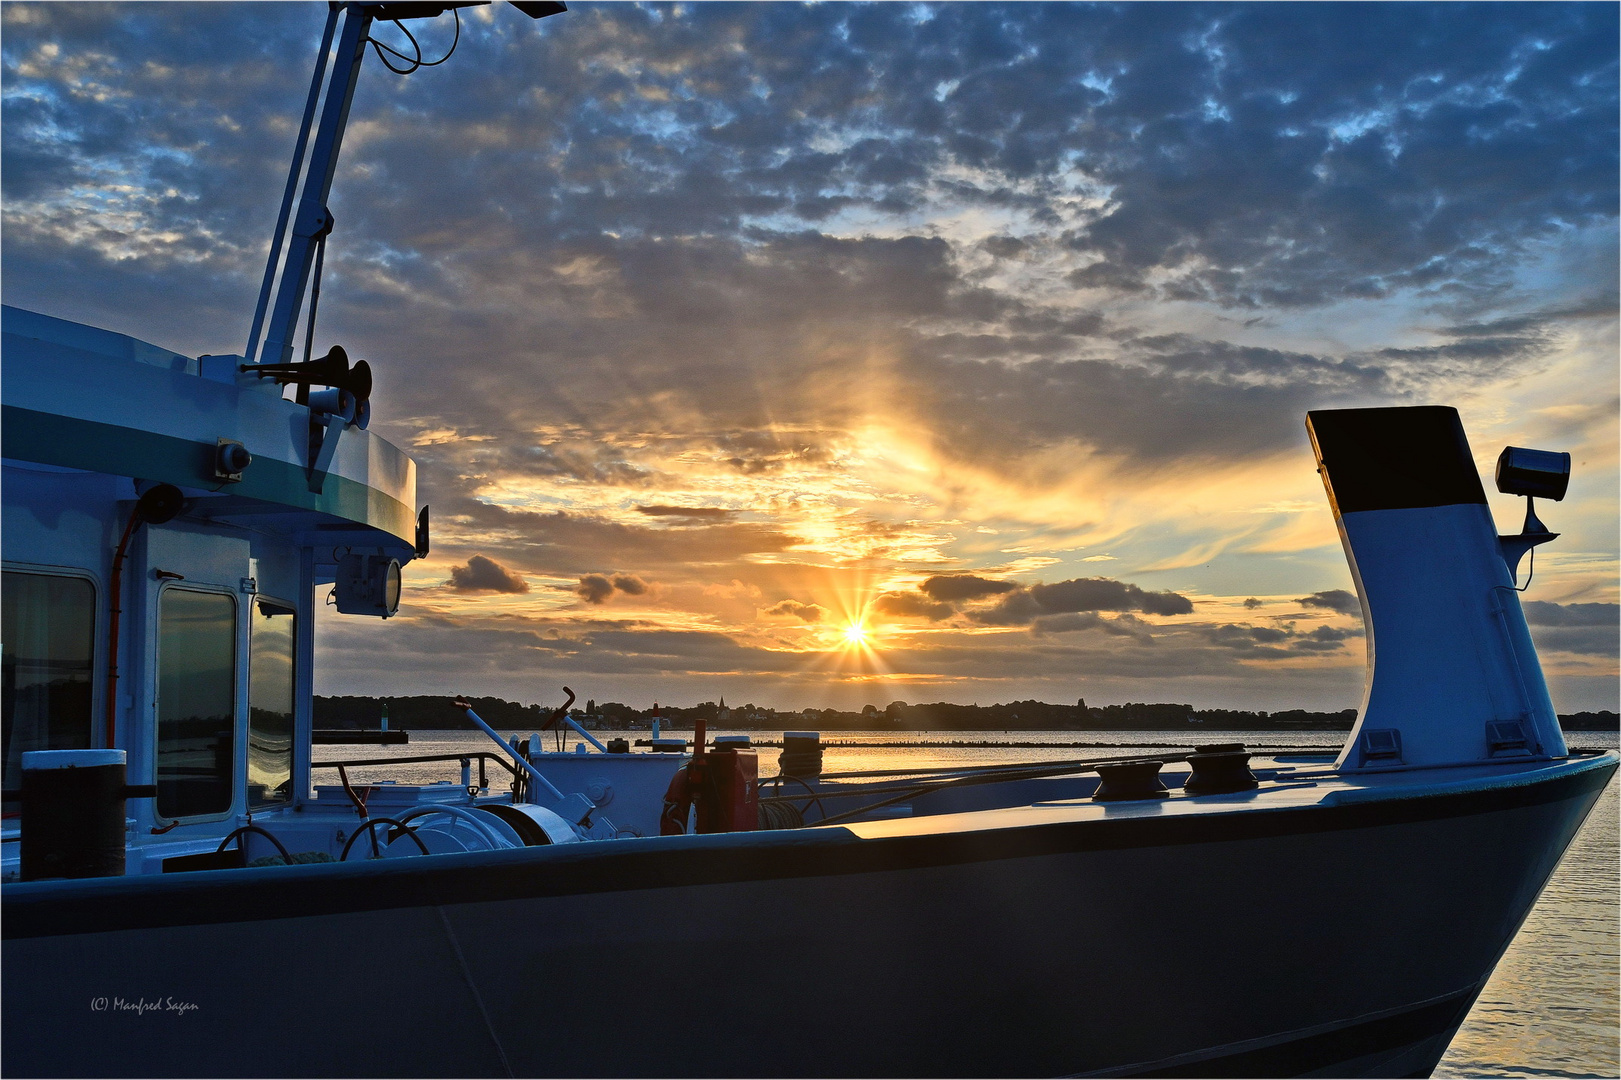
[842,622,868,646]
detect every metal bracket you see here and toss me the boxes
[307,413,344,494]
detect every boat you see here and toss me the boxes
[2,4,1614,1076]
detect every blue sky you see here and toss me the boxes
[4,2,1616,711]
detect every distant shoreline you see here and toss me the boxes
[316,694,1619,734]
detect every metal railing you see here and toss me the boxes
[311,752,517,793]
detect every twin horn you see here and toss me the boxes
[242,345,373,403]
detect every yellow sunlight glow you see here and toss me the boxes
[842,622,868,646]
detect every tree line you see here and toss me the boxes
[315,695,1617,733]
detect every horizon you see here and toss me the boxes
[4,2,1616,713]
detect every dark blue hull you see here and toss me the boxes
[4,756,1612,1078]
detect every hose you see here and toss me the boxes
[216,824,293,866]
[339,817,430,861]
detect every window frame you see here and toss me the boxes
[0,563,103,807]
[152,582,240,826]
[246,595,297,810]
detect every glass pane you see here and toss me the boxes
[2,572,96,798]
[157,590,235,818]
[248,601,294,807]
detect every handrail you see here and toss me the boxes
[313,751,515,775]
[313,751,513,794]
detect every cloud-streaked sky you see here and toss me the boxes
[5,2,1616,712]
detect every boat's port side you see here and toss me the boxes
[3,753,1612,1079]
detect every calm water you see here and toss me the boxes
[317,729,1619,1076]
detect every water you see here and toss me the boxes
[1435,761,1619,1079]
[316,728,1619,1075]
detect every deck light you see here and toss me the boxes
[335,554,403,617]
[1495,446,1570,501]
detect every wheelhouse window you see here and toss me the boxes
[156,589,236,819]
[248,600,295,807]
[2,571,96,798]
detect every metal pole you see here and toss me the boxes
[564,717,609,753]
[458,703,565,801]
[245,3,340,364]
[261,2,375,367]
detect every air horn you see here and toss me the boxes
[242,345,373,403]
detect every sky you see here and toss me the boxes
[3,2,1617,713]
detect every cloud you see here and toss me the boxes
[967,576,1194,626]
[872,591,956,621]
[1033,578,1194,617]
[447,554,529,593]
[1033,612,1154,642]
[4,3,1614,713]
[575,573,651,604]
[1297,589,1360,615]
[1522,601,1619,657]
[763,599,826,623]
[634,505,736,519]
[919,574,1018,601]
[444,500,799,575]
[611,574,649,596]
[1522,601,1619,627]
[1243,597,1264,609]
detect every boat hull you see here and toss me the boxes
[4,756,1613,1078]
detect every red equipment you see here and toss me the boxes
[658,720,758,835]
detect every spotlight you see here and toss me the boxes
[1495,446,1570,501]
[335,554,402,618]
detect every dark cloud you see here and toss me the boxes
[1032,612,1154,642]
[1521,602,1619,657]
[1522,601,1619,627]
[919,574,1018,601]
[611,574,649,596]
[574,573,650,604]
[444,499,799,575]
[1297,589,1360,615]
[1032,578,1194,617]
[1242,597,1264,609]
[762,599,826,623]
[575,574,614,604]
[447,554,529,593]
[872,591,956,622]
[635,505,736,519]
[971,576,1194,625]
[1197,620,1362,657]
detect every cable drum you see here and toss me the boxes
[756,800,805,831]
